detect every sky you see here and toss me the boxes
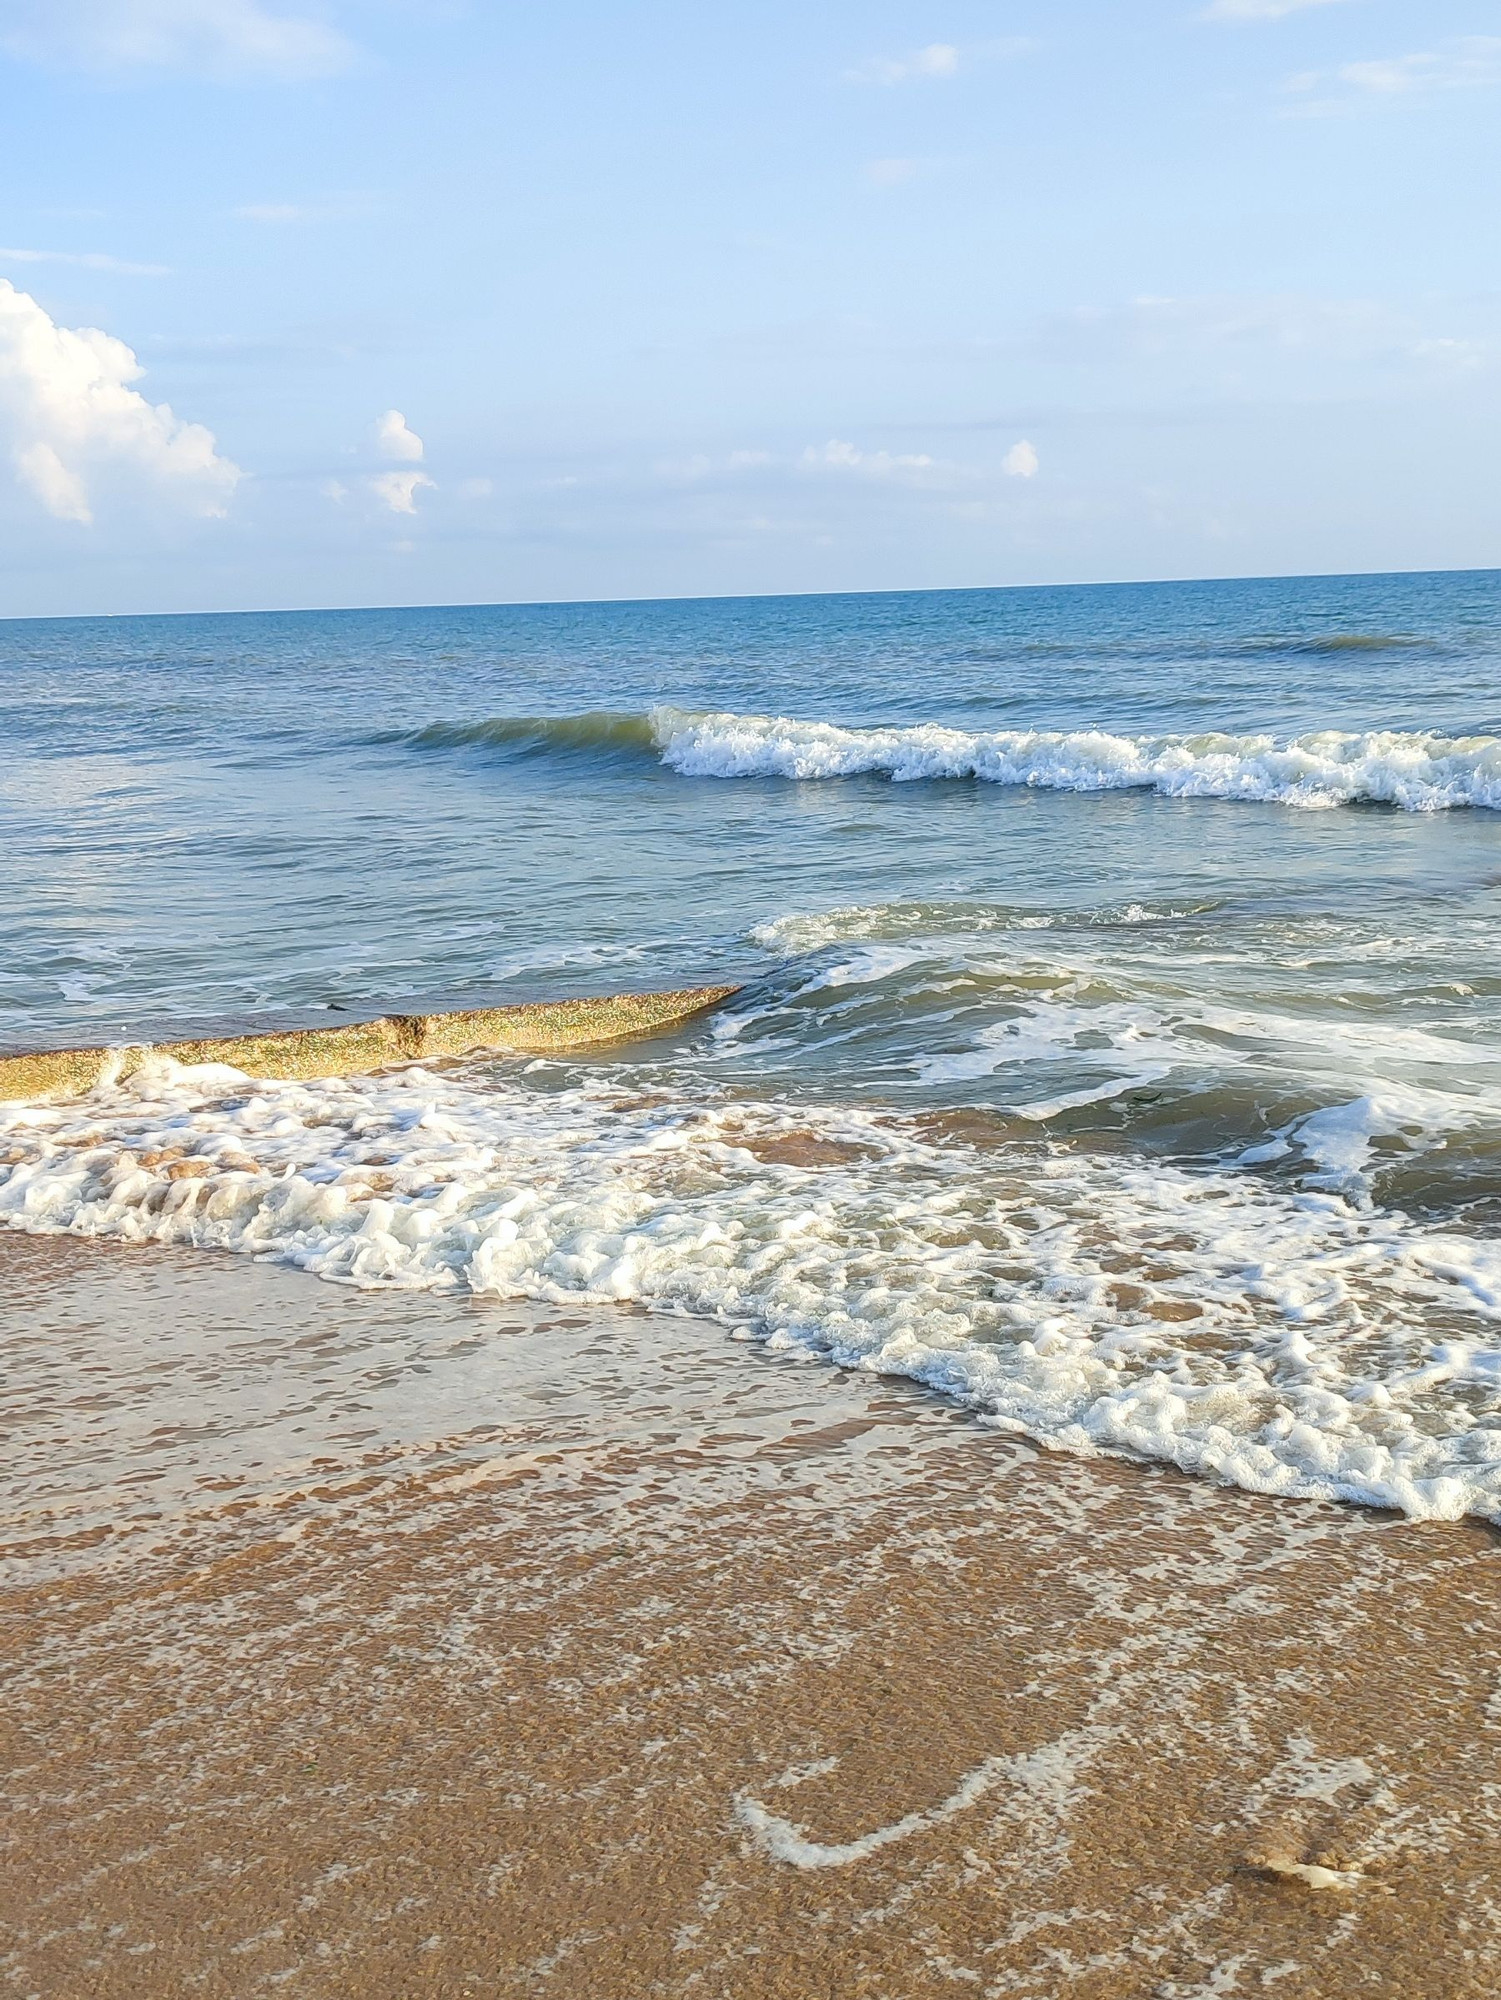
[0,0,1498,616]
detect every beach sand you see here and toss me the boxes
[5,1229,1501,1997]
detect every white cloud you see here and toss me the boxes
[375,408,424,462]
[1340,38,1501,95]
[459,475,493,498]
[1339,53,1430,93]
[320,477,348,502]
[17,442,92,523]
[847,42,959,86]
[1284,37,1501,110]
[0,0,354,79]
[1002,439,1039,478]
[865,157,922,187]
[1204,0,1348,19]
[0,278,239,525]
[0,247,168,276]
[370,469,433,514]
[803,438,937,479]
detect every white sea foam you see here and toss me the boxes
[653,708,1501,811]
[739,910,1501,1189]
[749,901,1210,954]
[1270,1085,1487,1189]
[735,1731,1103,1870]
[6,1058,1501,1524]
[910,1000,1183,1104]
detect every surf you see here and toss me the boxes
[6,1055,1501,1524]
[390,704,1501,812]
[652,710,1501,811]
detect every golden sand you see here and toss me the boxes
[4,1233,1501,1997]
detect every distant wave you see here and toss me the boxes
[952,632,1438,665]
[393,705,1501,811]
[654,710,1501,812]
[1279,634,1426,653]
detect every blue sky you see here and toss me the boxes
[0,0,1497,615]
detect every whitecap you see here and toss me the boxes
[654,708,1501,812]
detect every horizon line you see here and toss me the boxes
[1,561,1498,627]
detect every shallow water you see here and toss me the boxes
[4,571,1501,1520]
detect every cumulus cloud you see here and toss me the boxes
[1002,439,1039,478]
[17,443,92,522]
[0,0,354,79]
[847,42,959,86]
[1204,0,1348,18]
[0,278,240,525]
[370,469,433,514]
[0,246,168,276]
[375,408,424,462]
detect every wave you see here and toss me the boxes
[751,898,1224,952]
[654,710,1501,811]
[1278,634,1427,653]
[724,925,1501,1201]
[391,706,1501,811]
[6,1059,1501,1524]
[398,710,659,757]
[988,633,1435,660]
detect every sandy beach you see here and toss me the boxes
[6,1228,1501,1997]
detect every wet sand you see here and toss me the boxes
[4,1230,1501,1996]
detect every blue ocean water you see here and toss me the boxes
[6,569,1501,1520]
[4,568,1500,1053]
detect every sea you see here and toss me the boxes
[5,567,1501,1525]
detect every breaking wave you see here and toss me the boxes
[395,706,1501,811]
[652,710,1501,811]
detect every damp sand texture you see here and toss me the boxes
[6,1234,1501,1999]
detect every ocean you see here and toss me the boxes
[5,567,1501,1524]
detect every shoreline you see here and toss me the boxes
[6,1232,1501,1995]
